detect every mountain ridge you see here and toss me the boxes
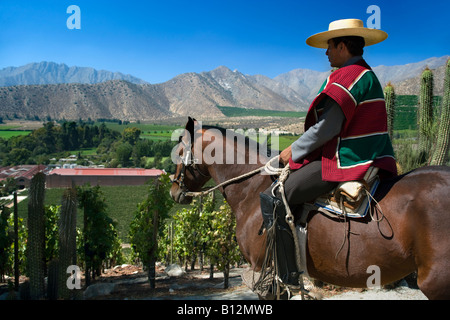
[0,56,448,121]
[0,62,147,87]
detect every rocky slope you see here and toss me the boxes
[0,56,447,121]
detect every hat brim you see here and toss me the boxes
[306,28,388,48]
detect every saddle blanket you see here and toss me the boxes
[314,177,380,219]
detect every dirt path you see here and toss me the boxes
[83,265,427,300]
[324,286,427,300]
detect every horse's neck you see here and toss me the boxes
[199,128,275,211]
[208,156,273,211]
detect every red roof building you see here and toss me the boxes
[0,165,48,189]
[46,168,164,188]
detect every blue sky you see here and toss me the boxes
[1,0,449,84]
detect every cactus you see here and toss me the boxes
[430,59,450,165]
[418,67,434,161]
[57,187,78,300]
[46,258,59,300]
[27,172,46,300]
[384,82,396,139]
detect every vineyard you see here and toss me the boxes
[0,60,449,300]
[0,173,242,299]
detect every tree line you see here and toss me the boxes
[0,121,177,172]
[0,121,120,166]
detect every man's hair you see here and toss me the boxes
[331,36,365,56]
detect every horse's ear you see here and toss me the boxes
[186,117,195,142]
[187,117,198,125]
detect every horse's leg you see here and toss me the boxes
[416,258,450,299]
[413,206,450,299]
[405,169,450,300]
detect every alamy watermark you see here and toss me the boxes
[67,5,81,30]
[66,265,82,290]
[367,5,381,29]
[170,122,281,167]
[64,5,381,31]
[366,265,382,289]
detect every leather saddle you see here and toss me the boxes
[314,166,380,218]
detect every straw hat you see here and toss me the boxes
[306,19,388,49]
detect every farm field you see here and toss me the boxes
[0,124,32,139]
[0,130,32,139]
[217,106,307,118]
[0,95,429,143]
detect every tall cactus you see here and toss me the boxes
[430,59,450,165]
[57,187,78,300]
[418,67,434,161]
[27,172,46,300]
[384,82,396,139]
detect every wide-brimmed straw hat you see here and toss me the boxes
[306,19,388,49]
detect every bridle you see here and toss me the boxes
[171,127,282,198]
[171,135,209,195]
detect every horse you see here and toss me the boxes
[170,117,450,300]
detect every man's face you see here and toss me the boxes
[326,39,346,68]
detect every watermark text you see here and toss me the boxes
[67,5,81,30]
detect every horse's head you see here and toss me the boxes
[170,117,211,204]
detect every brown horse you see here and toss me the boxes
[170,118,450,300]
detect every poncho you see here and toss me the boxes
[289,59,397,182]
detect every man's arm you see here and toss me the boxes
[280,96,345,165]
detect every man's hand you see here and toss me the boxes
[279,145,292,166]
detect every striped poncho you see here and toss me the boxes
[289,59,397,182]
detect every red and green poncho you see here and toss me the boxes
[289,59,397,182]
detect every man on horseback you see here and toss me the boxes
[260,19,398,286]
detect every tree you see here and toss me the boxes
[122,127,141,146]
[115,142,133,167]
[169,202,203,271]
[77,184,118,286]
[207,201,241,289]
[129,173,173,288]
[165,195,241,288]
[44,205,60,268]
[8,148,32,165]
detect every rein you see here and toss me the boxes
[172,131,285,198]
[172,131,312,299]
[183,156,282,197]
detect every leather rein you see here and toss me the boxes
[171,135,282,198]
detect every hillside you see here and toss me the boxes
[0,56,447,121]
[0,81,172,121]
[0,66,303,120]
[393,64,446,95]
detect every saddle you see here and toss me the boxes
[314,166,380,218]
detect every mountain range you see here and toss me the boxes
[0,62,147,87]
[0,56,448,121]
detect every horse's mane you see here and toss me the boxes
[201,125,279,157]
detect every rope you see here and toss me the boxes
[183,156,282,197]
[270,163,308,300]
[184,155,311,299]
[366,189,385,222]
